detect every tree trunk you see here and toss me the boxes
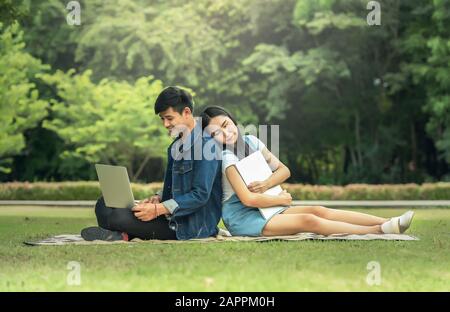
[132,153,152,182]
[411,121,417,171]
[355,111,363,167]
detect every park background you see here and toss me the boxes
[1,0,450,186]
[0,0,449,292]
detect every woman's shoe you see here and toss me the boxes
[381,217,401,234]
[399,210,414,233]
[381,210,415,234]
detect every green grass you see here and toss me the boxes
[0,206,449,291]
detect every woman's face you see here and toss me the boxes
[206,115,238,145]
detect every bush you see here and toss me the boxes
[282,182,450,200]
[1,182,450,201]
[0,182,163,200]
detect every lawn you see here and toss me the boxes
[0,206,449,291]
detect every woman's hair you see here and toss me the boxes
[200,106,255,160]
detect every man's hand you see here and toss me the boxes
[132,202,170,222]
[142,194,161,204]
[132,202,158,222]
[149,194,161,204]
[248,180,270,193]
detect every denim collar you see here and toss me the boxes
[170,117,205,158]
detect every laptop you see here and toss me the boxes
[95,164,138,209]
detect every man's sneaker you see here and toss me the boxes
[81,226,128,241]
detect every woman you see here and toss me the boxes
[200,106,415,237]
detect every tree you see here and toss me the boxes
[2,0,449,183]
[39,69,170,181]
[0,22,48,173]
[384,0,450,180]
[239,0,436,184]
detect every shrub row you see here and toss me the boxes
[282,182,450,200]
[0,182,162,200]
[1,182,449,200]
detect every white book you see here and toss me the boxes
[234,150,285,220]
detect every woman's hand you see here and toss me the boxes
[278,189,292,206]
[248,180,270,193]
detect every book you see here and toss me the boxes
[234,150,286,220]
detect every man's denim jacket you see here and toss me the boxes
[159,121,223,240]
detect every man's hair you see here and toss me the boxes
[154,86,194,115]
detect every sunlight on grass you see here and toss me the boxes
[0,207,449,291]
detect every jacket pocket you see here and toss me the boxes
[172,160,194,193]
[173,161,193,174]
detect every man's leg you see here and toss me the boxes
[93,196,177,240]
[94,196,112,229]
[107,208,177,240]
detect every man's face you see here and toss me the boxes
[158,107,191,138]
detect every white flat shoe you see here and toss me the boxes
[399,210,415,233]
[381,217,401,234]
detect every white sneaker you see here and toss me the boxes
[399,210,415,233]
[381,210,415,234]
[381,217,401,234]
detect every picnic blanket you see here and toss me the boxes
[24,232,419,246]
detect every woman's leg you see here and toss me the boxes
[283,206,388,226]
[94,197,177,240]
[262,213,382,236]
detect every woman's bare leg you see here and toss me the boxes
[283,206,388,226]
[262,213,382,236]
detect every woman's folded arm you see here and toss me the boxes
[225,165,291,208]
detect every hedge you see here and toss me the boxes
[0,182,162,201]
[281,182,450,200]
[1,182,449,200]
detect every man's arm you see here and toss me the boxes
[161,158,220,218]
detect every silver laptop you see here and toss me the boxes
[95,164,137,209]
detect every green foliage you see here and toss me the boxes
[284,182,450,200]
[1,181,450,201]
[0,181,162,200]
[293,0,364,34]
[38,69,170,181]
[74,0,226,84]
[384,0,450,164]
[420,5,450,163]
[1,0,449,183]
[12,0,81,70]
[0,22,48,173]
[1,207,449,291]
[293,0,336,22]
[0,0,29,27]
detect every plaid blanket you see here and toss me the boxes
[24,232,419,246]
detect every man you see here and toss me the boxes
[81,86,223,241]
